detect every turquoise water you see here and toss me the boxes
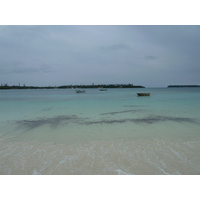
[0,88,200,174]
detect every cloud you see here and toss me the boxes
[144,55,159,60]
[1,25,200,87]
[0,61,53,74]
[99,43,132,51]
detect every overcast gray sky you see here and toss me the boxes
[0,25,200,87]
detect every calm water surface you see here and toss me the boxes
[0,88,200,174]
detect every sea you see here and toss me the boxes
[0,87,200,175]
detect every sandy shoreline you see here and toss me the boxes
[1,136,200,175]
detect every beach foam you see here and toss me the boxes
[1,136,200,175]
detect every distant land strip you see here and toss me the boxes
[168,85,200,88]
[0,84,145,90]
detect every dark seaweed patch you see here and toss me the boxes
[83,115,198,125]
[84,119,128,125]
[16,115,85,129]
[100,109,142,115]
[132,115,197,124]
[123,105,147,108]
[16,114,199,129]
[41,108,53,112]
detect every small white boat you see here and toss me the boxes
[99,88,107,91]
[76,89,86,93]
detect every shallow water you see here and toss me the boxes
[0,88,200,174]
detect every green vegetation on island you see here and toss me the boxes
[0,83,145,90]
[168,85,200,88]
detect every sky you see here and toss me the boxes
[1,25,200,87]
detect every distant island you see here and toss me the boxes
[168,85,200,88]
[0,84,145,90]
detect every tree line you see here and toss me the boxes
[0,83,145,89]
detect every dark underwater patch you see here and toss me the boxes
[83,115,198,125]
[132,115,197,124]
[16,115,85,129]
[123,105,147,108]
[41,108,53,112]
[16,114,199,129]
[100,109,143,115]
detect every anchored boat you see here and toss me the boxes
[99,88,107,91]
[76,90,86,93]
[137,93,150,96]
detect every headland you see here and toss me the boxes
[168,85,200,88]
[0,84,145,90]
